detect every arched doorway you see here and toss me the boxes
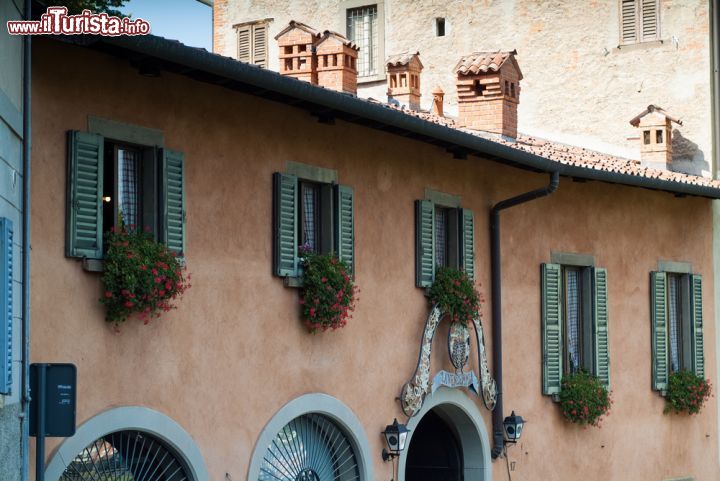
[406,410,463,481]
[399,388,491,481]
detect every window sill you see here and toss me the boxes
[613,39,664,53]
[81,256,186,273]
[357,73,386,85]
[283,276,304,288]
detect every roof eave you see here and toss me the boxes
[51,34,720,200]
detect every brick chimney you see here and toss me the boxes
[455,51,522,138]
[275,21,321,84]
[386,52,423,110]
[431,86,445,117]
[316,31,359,94]
[629,105,683,169]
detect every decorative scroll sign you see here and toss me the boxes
[400,305,497,417]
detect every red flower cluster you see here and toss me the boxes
[559,371,612,427]
[664,370,712,415]
[427,267,481,326]
[298,253,357,333]
[100,225,191,326]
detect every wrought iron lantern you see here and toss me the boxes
[502,411,525,443]
[381,418,409,461]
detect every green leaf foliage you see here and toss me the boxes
[559,370,612,427]
[664,370,712,415]
[45,0,128,16]
[101,225,190,325]
[428,267,481,326]
[299,250,357,333]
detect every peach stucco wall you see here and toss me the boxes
[30,39,719,481]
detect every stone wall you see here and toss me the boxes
[215,0,713,174]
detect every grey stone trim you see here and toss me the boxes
[397,388,491,481]
[338,0,386,83]
[247,393,373,481]
[425,188,461,208]
[88,116,164,147]
[286,161,338,183]
[657,260,693,274]
[45,406,209,481]
[550,251,595,267]
[0,88,22,138]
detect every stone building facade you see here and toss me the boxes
[213,0,714,175]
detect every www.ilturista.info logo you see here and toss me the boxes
[7,6,150,36]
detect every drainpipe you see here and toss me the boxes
[490,171,559,459]
[20,0,32,479]
[712,0,720,178]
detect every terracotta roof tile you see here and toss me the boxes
[454,51,520,76]
[386,52,423,68]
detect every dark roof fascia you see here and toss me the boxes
[49,34,720,199]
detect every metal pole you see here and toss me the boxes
[35,364,45,481]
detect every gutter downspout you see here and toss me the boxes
[490,171,559,459]
[712,0,720,178]
[21,0,32,479]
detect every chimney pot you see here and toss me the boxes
[275,21,321,84]
[629,105,683,170]
[431,86,444,117]
[454,51,522,138]
[315,30,359,94]
[386,52,423,110]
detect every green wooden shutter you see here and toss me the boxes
[593,267,610,388]
[334,185,355,273]
[542,263,563,396]
[690,274,704,377]
[160,149,186,255]
[460,209,475,281]
[66,130,104,259]
[415,200,435,287]
[651,271,669,392]
[273,173,298,277]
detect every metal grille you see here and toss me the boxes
[566,270,581,373]
[434,208,447,268]
[346,5,378,77]
[668,275,681,372]
[259,413,360,481]
[59,430,191,481]
[301,183,318,252]
[118,148,140,227]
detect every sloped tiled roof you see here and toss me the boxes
[53,33,720,196]
[386,52,423,69]
[375,103,720,188]
[454,51,523,79]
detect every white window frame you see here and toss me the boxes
[339,0,385,83]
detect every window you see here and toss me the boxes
[346,5,378,77]
[650,271,704,393]
[656,129,663,144]
[273,167,355,280]
[236,21,269,67]
[415,195,475,287]
[620,0,660,44]
[66,130,186,263]
[541,261,609,397]
[435,17,446,37]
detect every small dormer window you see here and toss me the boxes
[656,130,663,144]
[643,131,651,145]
